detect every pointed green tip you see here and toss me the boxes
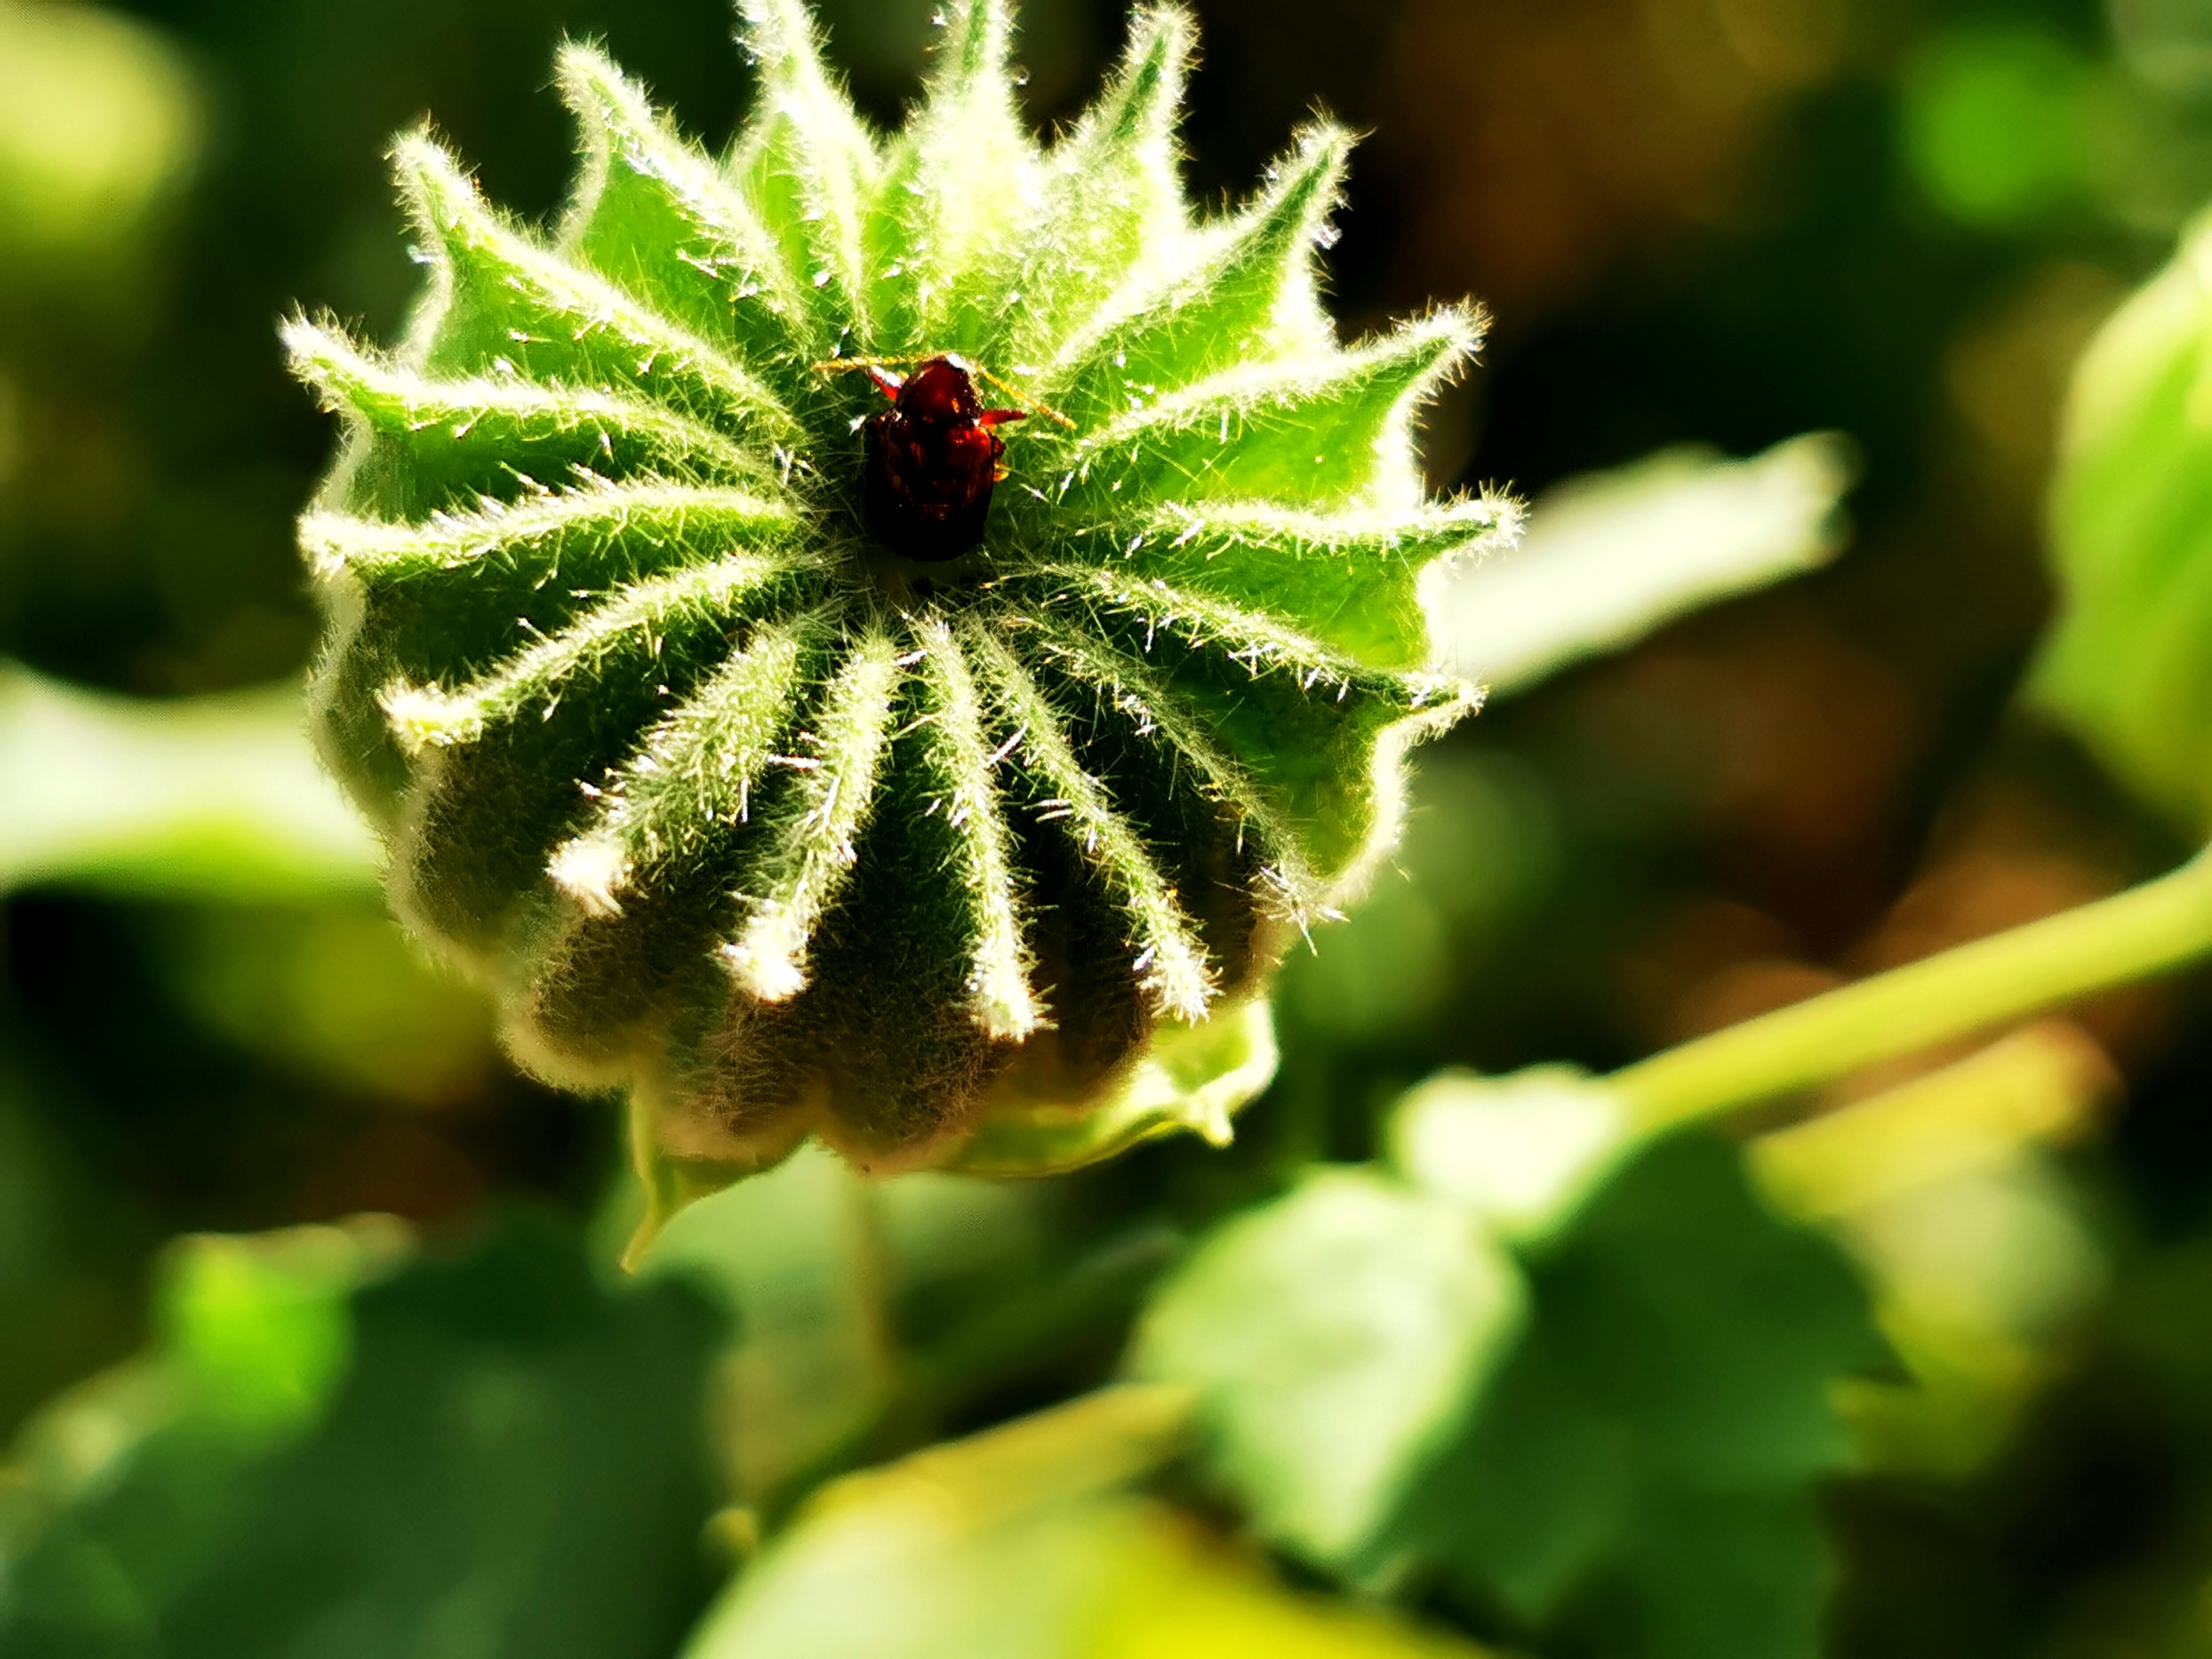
[735,0,832,83]
[935,0,1017,84]
[1097,5,1192,144]
[1283,123,1353,217]
[554,40,641,121]
[1418,303,1485,361]
[389,131,485,253]
[278,312,335,380]
[280,318,388,418]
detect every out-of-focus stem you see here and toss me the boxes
[1608,844,2212,1133]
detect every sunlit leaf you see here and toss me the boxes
[0,664,377,900]
[680,1386,1492,1659]
[1433,433,1853,696]
[1388,1065,1631,1242]
[2032,208,2212,828]
[1139,1068,1884,1659]
[1131,1168,1524,1565]
[1376,1134,1883,1659]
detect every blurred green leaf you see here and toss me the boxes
[1899,25,2104,228]
[682,1386,1490,1659]
[1389,1065,1631,1243]
[1136,1067,1628,1573]
[0,1210,725,1659]
[1131,1169,1524,1565]
[1753,1025,2114,1476]
[1432,434,1853,697]
[1378,1134,1883,1659]
[0,664,377,899]
[1140,1070,1883,1659]
[2033,210,2212,829]
[0,1220,404,1637]
[0,0,200,272]
[635,1147,902,1506]
[634,1143,1166,1512]
[146,902,497,1106]
[157,1231,369,1436]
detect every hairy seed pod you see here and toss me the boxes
[287,0,1516,1230]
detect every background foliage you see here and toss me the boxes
[5,0,2212,1654]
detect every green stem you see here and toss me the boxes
[1608,844,2212,1133]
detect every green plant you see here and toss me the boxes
[17,1,2212,1656]
[286,0,1512,1233]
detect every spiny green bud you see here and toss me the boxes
[288,0,1515,1214]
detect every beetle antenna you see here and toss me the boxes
[810,355,916,401]
[808,354,1078,429]
[807,355,923,373]
[974,366,1077,429]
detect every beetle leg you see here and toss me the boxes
[976,408,1030,428]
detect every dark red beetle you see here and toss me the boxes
[844,356,1030,562]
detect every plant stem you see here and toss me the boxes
[1608,844,2212,1133]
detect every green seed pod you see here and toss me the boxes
[289,0,1515,1215]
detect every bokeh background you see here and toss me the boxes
[5,0,2212,1652]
